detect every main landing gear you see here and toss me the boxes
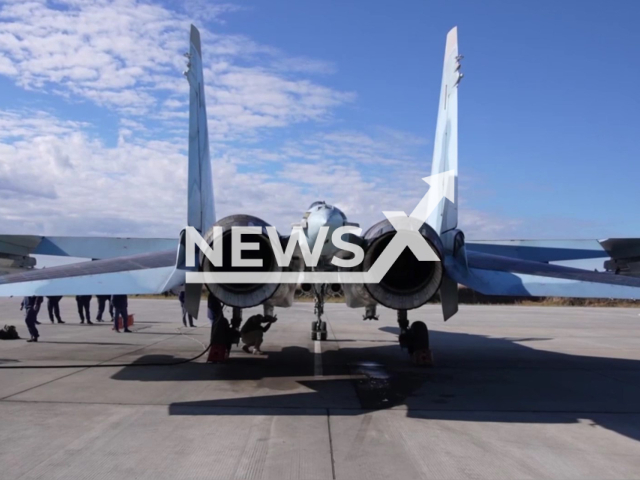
[231,307,243,331]
[311,284,328,341]
[397,309,433,366]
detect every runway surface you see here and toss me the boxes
[1,298,640,479]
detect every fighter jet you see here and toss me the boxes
[3,25,640,364]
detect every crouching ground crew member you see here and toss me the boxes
[20,296,40,342]
[75,295,93,324]
[241,314,277,355]
[46,296,64,324]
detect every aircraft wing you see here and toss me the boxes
[0,249,185,296]
[446,250,640,299]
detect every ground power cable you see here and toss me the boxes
[0,326,213,370]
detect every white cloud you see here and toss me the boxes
[0,0,352,136]
[0,106,523,242]
[0,108,185,234]
[183,0,246,24]
[280,129,426,167]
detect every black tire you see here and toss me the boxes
[409,321,429,352]
[320,321,327,332]
[320,331,328,341]
[311,321,318,332]
[311,331,318,341]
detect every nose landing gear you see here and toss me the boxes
[311,284,328,341]
[397,310,433,366]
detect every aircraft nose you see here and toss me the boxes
[305,207,342,252]
[305,206,347,259]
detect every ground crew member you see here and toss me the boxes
[111,295,131,333]
[20,296,40,342]
[96,295,112,322]
[34,296,44,324]
[178,290,195,327]
[46,296,64,324]
[75,295,93,324]
[240,314,277,355]
[207,292,222,327]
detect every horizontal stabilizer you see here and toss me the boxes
[0,250,183,296]
[446,251,640,299]
[0,235,175,259]
[467,238,640,264]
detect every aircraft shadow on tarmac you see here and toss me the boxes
[110,327,640,442]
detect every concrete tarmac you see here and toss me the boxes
[1,298,640,479]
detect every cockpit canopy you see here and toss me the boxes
[307,200,347,222]
[308,200,327,209]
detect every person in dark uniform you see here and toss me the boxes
[178,290,195,327]
[34,296,44,324]
[75,295,93,324]
[240,314,277,355]
[20,296,40,342]
[111,295,131,333]
[207,292,223,327]
[46,296,64,324]
[96,295,112,322]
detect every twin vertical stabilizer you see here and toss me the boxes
[185,25,216,234]
[426,27,461,236]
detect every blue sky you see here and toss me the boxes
[0,0,638,239]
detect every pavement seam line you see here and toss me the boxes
[326,408,337,480]
[314,340,323,377]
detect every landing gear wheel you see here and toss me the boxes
[409,321,429,350]
[311,321,327,340]
[408,321,432,366]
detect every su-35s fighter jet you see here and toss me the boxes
[3,26,640,364]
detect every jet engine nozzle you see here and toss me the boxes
[362,219,444,310]
[200,215,283,308]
